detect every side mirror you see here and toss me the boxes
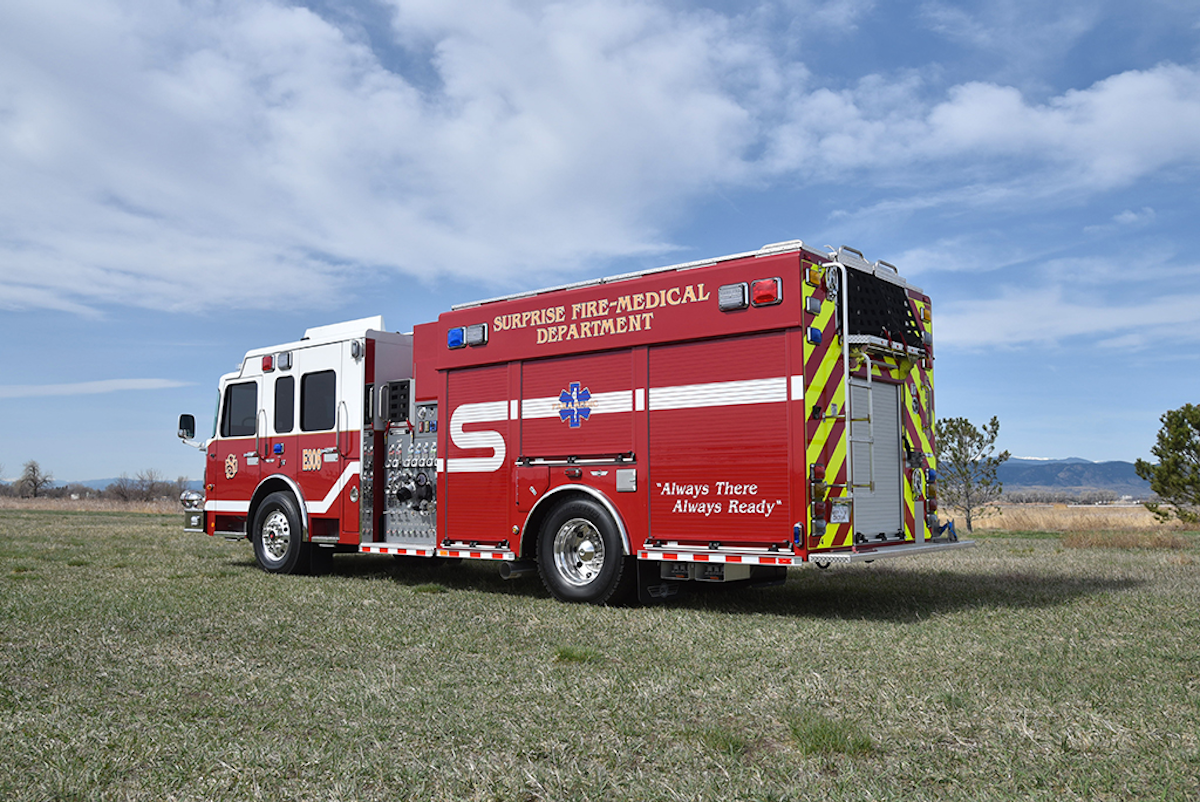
[178,413,196,440]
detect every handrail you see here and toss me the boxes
[256,409,268,458]
[828,261,854,503]
[337,401,350,458]
[860,352,875,493]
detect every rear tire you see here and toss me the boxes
[252,492,308,574]
[537,498,632,604]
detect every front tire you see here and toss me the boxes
[252,492,307,574]
[537,498,632,604]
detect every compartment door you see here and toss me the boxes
[849,379,902,539]
[444,365,511,543]
[647,332,790,546]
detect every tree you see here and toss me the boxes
[106,474,137,502]
[936,416,1010,532]
[19,460,54,498]
[106,470,177,502]
[1135,403,1200,523]
[136,468,168,501]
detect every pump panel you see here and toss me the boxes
[383,401,438,545]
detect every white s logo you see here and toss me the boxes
[446,401,507,473]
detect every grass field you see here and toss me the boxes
[974,503,1189,533]
[3,509,1199,801]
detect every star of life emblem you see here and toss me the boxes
[558,382,592,428]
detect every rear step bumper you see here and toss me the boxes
[807,538,976,564]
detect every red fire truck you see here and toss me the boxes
[177,240,970,603]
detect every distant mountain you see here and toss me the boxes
[1006,457,1094,467]
[997,458,1150,498]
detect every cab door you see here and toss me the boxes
[265,368,297,494]
[208,376,264,533]
[292,340,362,539]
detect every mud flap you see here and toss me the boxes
[636,559,688,605]
[309,544,334,575]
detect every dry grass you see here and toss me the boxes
[972,502,1189,533]
[0,497,179,514]
[1062,531,1192,550]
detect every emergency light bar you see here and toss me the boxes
[719,277,781,311]
[750,277,781,306]
[717,282,748,311]
[447,323,489,349]
[465,323,488,346]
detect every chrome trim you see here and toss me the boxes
[452,241,807,311]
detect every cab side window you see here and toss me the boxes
[220,382,257,437]
[301,370,336,431]
[275,376,295,434]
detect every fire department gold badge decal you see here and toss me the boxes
[224,454,238,479]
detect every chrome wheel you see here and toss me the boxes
[551,517,605,587]
[252,491,307,574]
[260,509,291,563]
[538,497,633,604]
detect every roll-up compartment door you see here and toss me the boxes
[648,332,790,546]
[849,380,902,538]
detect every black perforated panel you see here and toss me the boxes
[844,268,923,346]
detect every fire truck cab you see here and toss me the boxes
[179,240,971,604]
[179,317,414,572]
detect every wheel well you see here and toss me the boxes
[519,488,630,559]
[249,478,307,541]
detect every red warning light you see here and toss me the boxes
[262,355,274,372]
[750,277,781,306]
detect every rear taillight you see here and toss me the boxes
[750,277,781,306]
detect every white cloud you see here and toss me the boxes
[2,0,1200,316]
[0,379,193,399]
[935,284,1200,351]
[892,235,1019,276]
[1113,207,1155,225]
[918,1,1100,83]
[0,0,765,313]
[778,0,876,32]
[765,63,1200,189]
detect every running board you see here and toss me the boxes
[807,539,975,564]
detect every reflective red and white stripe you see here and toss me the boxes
[437,548,517,561]
[360,544,435,557]
[638,549,798,566]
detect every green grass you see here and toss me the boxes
[2,510,1199,800]
[788,710,874,756]
[553,645,605,664]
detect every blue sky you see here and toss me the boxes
[2,0,1198,483]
